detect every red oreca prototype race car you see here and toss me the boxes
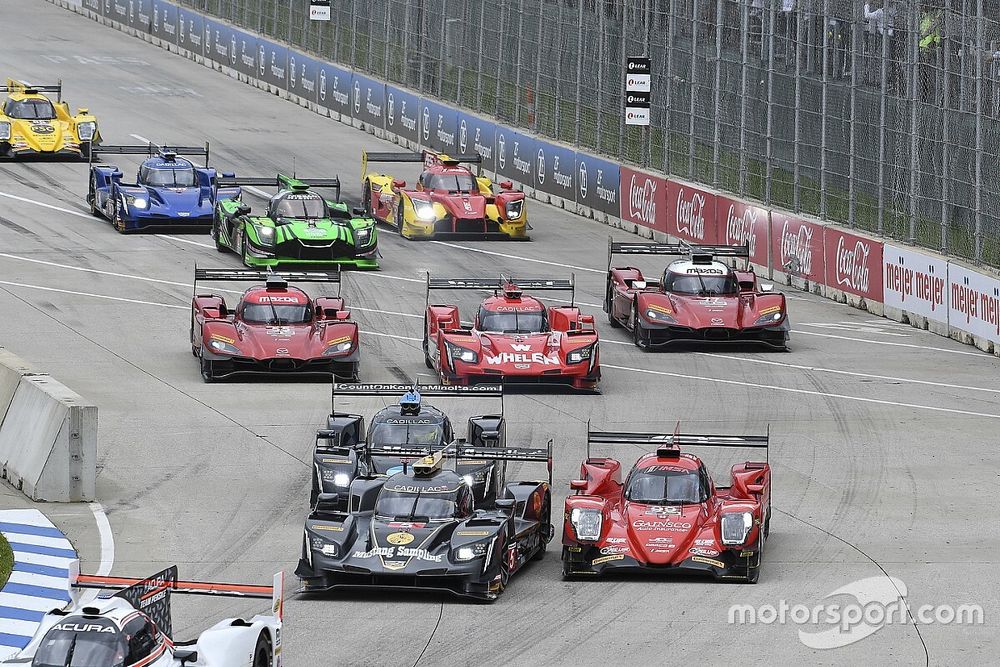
[605,239,790,350]
[190,268,360,382]
[423,275,601,392]
[562,427,771,583]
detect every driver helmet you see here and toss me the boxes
[399,390,421,415]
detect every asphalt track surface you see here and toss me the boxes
[1,2,998,664]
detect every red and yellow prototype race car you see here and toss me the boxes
[190,268,360,381]
[361,149,528,240]
[423,275,600,392]
[604,240,790,350]
[562,427,771,583]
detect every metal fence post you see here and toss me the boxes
[819,0,830,220]
[764,3,776,205]
[535,0,544,133]
[620,1,629,160]
[711,0,723,188]
[974,0,984,262]
[737,0,749,195]
[940,1,951,253]
[350,0,359,68]
[383,0,391,81]
[514,0,524,126]
[475,2,486,113]
[875,10,889,236]
[687,0,698,180]
[574,0,583,147]
[848,15,859,229]
[793,0,804,212]
[596,0,605,152]
[664,0,675,176]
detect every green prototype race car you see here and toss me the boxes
[213,174,378,269]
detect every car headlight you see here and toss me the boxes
[412,200,436,222]
[754,311,784,326]
[0,122,10,141]
[453,540,491,561]
[721,512,754,546]
[644,307,676,322]
[570,508,602,542]
[504,199,524,219]
[333,473,351,487]
[126,195,148,210]
[445,340,478,364]
[354,225,374,246]
[77,121,96,141]
[322,340,353,356]
[320,544,338,557]
[567,344,594,364]
[253,224,275,246]
[208,339,240,355]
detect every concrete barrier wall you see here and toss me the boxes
[0,349,97,502]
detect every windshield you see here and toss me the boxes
[140,166,197,187]
[241,303,312,324]
[625,467,703,504]
[274,194,327,219]
[478,307,547,334]
[32,627,125,667]
[5,98,56,120]
[375,489,458,521]
[425,173,477,193]
[371,422,445,448]
[664,272,738,296]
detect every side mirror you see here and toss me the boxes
[500,180,513,190]
[392,179,406,189]
[221,171,235,178]
[236,204,251,216]
[175,649,198,666]
[351,207,366,216]
[760,283,774,292]
[747,483,764,495]
[315,492,340,513]
[580,314,595,325]
[77,107,89,115]
[495,498,516,513]
[632,280,647,290]
[570,480,587,491]
[335,310,351,321]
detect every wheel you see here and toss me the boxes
[200,354,216,383]
[396,202,410,239]
[531,494,551,561]
[422,321,434,369]
[630,301,648,350]
[309,477,319,508]
[763,503,771,539]
[251,632,273,667]
[744,537,763,584]
[87,174,101,217]
[238,228,252,267]
[112,195,126,233]
[605,284,622,328]
[189,317,199,357]
[363,183,373,217]
[212,214,227,252]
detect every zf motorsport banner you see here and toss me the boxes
[495,127,534,185]
[231,29,258,78]
[386,86,420,144]
[151,0,177,43]
[318,62,352,116]
[288,51,319,104]
[575,153,619,216]
[258,40,288,89]
[534,140,575,200]
[352,73,385,128]
[419,98,459,154]
[176,7,205,55]
[456,113,497,174]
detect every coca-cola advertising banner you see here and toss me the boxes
[947,263,1000,345]
[883,244,948,324]
[666,180,717,244]
[717,196,768,266]
[619,166,666,233]
[770,212,824,283]
[823,228,883,301]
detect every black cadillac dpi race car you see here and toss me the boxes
[296,441,553,601]
[310,383,506,509]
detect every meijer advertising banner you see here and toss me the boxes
[619,166,666,233]
[823,228,883,301]
[666,180,717,244]
[883,244,948,324]
[948,263,1000,346]
[717,196,769,266]
[770,212,824,283]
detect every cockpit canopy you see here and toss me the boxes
[32,612,161,667]
[477,303,548,334]
[374,474,473,521]
[625,464,708,505]
[4,97,55,120]
[139,160,197,188]
[663,262,738,296]
[271,191,328,220]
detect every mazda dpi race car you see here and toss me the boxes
[562,428,771,583]
[87,143,240,232]
[297,441,553,601]
[424,275,601,391]
[311,383,506,509]
[0,79,99,158]
[190,268,360,381]
[1,562,282,666]
[361,150,528,240]
[214,175,378,269]
[605,240,790,350]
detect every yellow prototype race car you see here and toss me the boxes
[1,79,100,159]
[361,150,529,240]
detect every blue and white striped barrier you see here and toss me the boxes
[0,509,76,659]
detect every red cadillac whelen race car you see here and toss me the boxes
[190,268,360,381]
[562,427,771,583]
[604,239,790,350]
[422,275,601,391]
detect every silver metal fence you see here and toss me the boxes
[180,0,1000,267]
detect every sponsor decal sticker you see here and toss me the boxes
[313,525,343,532]
[644,506,682,515]
[694,538,714,546]
[386,532,415,546]
[690,547,721,557]
[210,334,236,344]
[599,545,629,555]
[691,555,726,568]
[457,530,491,537]
[592,554,626,565]
[485,352,559,366]
[632,520,692,531]
[606,537,626,544]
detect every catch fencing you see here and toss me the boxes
[177,0,1000,267]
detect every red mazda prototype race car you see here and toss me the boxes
[562,428,771,583]
[423,275,601,392]
[190,268,360,381]
[605,240,790,350]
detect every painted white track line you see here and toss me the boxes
[0,280,188,309]
[791,329,989,357]
[428,240,604,273]
[0,191,92,219]
[81,502,115,604]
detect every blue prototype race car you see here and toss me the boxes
[87,142,241,232]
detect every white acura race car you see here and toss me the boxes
[1,563,282,667]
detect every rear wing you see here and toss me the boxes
[193,266,342,296]
[607,237,750,271]
[369,439,553,486]
[361,149,483,178]
[587,424,769,461]
[426,273,576,307]
[70,562,283,640]
[331,382,503,416]
[2,78,62,101]
[89,142,210,168]
[216,174,341,201]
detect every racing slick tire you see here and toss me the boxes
[363,183,373,217]
[189,317,199,357]
[212,215,227,252]
[112,195,127,233]
[744,537,763,584]
[605,285,622,328]
[531,494,551,561]
[396,203,410,239]
[200,353,217,383]
[238,228,252,267]
[421,322,435,369]
[252,632,273,667]
[87,174,101,217]
[630,301,650,351]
